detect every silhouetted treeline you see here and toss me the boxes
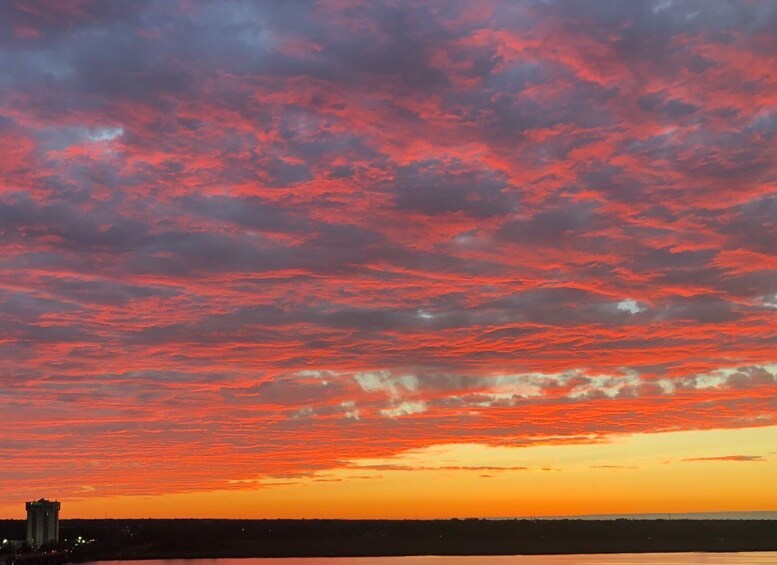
[2,518,777,560]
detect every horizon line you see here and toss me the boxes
[3,510,777,521]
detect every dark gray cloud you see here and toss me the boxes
[2,0,777,506]
[389,161,513,217]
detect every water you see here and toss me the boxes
[89,555,777,565]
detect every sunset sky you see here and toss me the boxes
[1,0,776,519]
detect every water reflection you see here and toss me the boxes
[90,553,777,565]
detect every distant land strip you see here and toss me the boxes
[3,519,777,560]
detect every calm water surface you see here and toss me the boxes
[90,555,777,565]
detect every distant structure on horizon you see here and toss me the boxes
[26,499,60,549]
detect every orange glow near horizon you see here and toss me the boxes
[4,427,776,519]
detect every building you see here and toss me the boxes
[26,499,60,549]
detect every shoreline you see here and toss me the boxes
[69,548,777,563]
[4,519,777,562]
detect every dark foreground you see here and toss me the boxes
[2,519,777,561]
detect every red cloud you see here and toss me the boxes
[0,0,776,506]
[682,455,766,463]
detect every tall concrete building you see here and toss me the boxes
[26,499,60,549]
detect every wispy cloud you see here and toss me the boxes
[1,0,776,505]
[682,455,766,463]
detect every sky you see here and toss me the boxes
[1,0,776,519]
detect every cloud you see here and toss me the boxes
[682,455,766,463]
[380,401,428,418]
[590,465,638,470]
[388,160,513,218]
[346,464,528,472]
[354,372,419,397]
[1,0,777,504]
